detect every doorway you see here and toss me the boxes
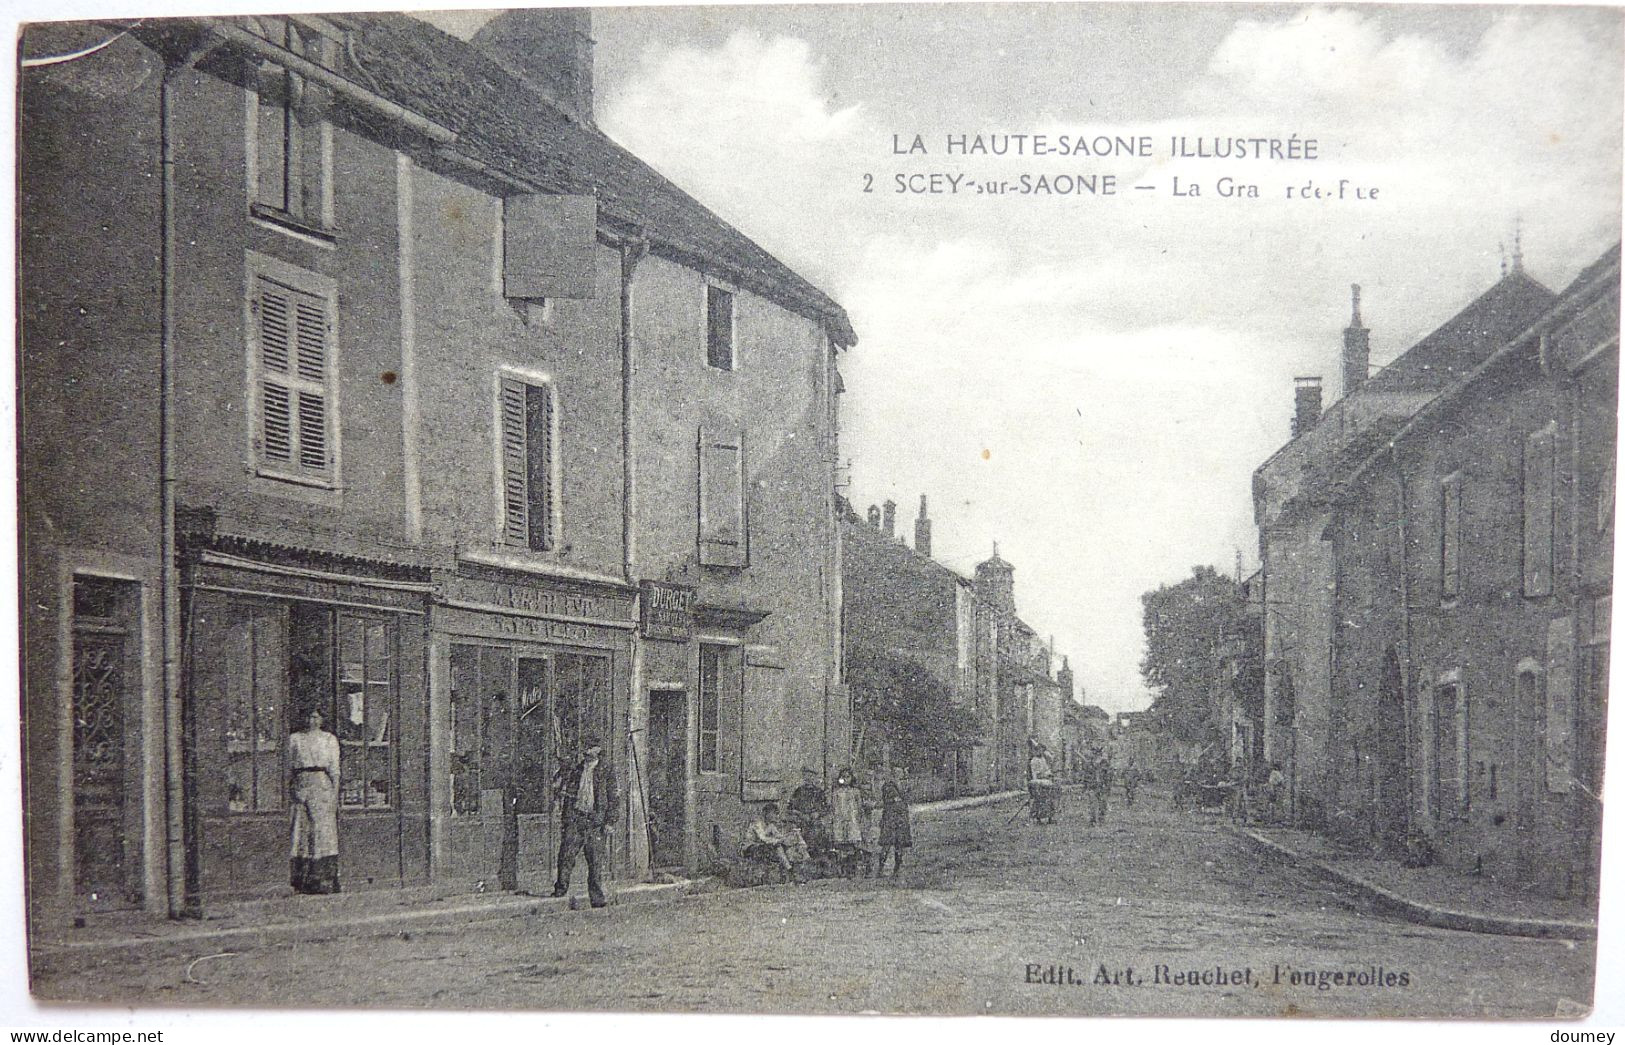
[70,575,142,911]
[1375,648,1409,854]
[646,689,688,870]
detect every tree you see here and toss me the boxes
[846,646,983,770]
[1139,565,1246,744]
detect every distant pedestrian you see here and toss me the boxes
[1084,746,1110,826]
[1121,763,1139,808]
[551,736,618,908]
[879,765,913,878]
[831,766,864,876]
[1028,742,1058,824]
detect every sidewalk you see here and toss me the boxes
[1234,823,1597,940]
[30,875,716,964]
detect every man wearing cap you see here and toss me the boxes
[551,736,619,908]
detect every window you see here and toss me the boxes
[1523,426,1555,597]
[221,602,287,814]
[249,260,337,485]
[336,614,394,809]
[698,428,747,567]
[699,645,723,773]
[498,375,556,551]
[706,284,735,370]
[1440,473,1462,601]
[250,19,334,233]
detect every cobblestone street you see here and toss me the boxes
[32,789,1596,1018]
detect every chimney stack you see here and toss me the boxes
[882,499,897,539]
[914,495,932,558]
[866,504,881,529]
[471,9,597,126]
[1292,376,1323,437]
[1342,284,1370,398]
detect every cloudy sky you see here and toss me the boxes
[426,2,1623,712]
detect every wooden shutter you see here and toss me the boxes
[742,654,786,801]
[254,274,333,481]
[500,377,529,544]
[1523,426,1555,597]
[525,383,553,550]
[1440,475,1461,600]
[1546,617,1575,794]
[698,428,747,567]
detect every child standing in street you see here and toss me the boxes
[878,764,913,880]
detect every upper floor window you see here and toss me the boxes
[250,19,336,236]
[249,256,337,486]
[498,374,557,551]
[1522,425,1556,597]
[1440,472,1462,602]
[705,284,735,371]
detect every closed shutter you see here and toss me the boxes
[698,427,747,567]
[1523,426,1555,597]
[253,275,333,481]
[742,655,786,801]
[501,377,529,544]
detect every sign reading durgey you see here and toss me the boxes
[640,580,696,641]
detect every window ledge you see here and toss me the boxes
[255,466,338,491]
[250,204,338,245]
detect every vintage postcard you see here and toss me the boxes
[8,0,1623,1030]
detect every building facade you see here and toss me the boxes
[1326,247,1617,896]
[20,10,854,932]
[1253,269,1556,828]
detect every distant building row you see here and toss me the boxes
[839,496,1079,796]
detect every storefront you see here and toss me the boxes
[428,565,636,893]
[183,546,433,902]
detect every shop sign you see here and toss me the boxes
[640,581,695,642]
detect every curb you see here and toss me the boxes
[1233,825,1596,941]
[30,877,713,962]
[912,790,1025,815]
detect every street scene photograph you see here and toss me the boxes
[7,0,1624,1033]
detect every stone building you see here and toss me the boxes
[1253,268,1556,828]
[1326,247,1617,896]
[19,10,854,932]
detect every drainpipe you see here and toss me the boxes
[618,234,648,875]
[1392,449,1416,842]
[161,44,218,920]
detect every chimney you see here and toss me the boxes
[866,504,881,530]
[1342,284,1370,398]
[1292,376,1322,438]
[914,495,932,558]
[974,543,1016,615]
[471,9,596,125]
[882,499,897,539]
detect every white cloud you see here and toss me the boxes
[600,8,1621,712]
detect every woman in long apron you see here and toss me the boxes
[288,709,341,894]
[878,765,913,879]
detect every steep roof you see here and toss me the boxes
[1361,268,1554,394]
[134,13,856,345]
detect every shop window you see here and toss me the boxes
[249,18,335,235]
[706,284,735,371]
[499,375,556,551]
[249,257,337,486]
[699,645,723,773]
[1440,473,1462,601]
[337,614,394,809]
[1523,425,1555,597]
[698,428,747,567]
[222,602,288,814]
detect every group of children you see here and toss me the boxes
[743,764,913,883]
